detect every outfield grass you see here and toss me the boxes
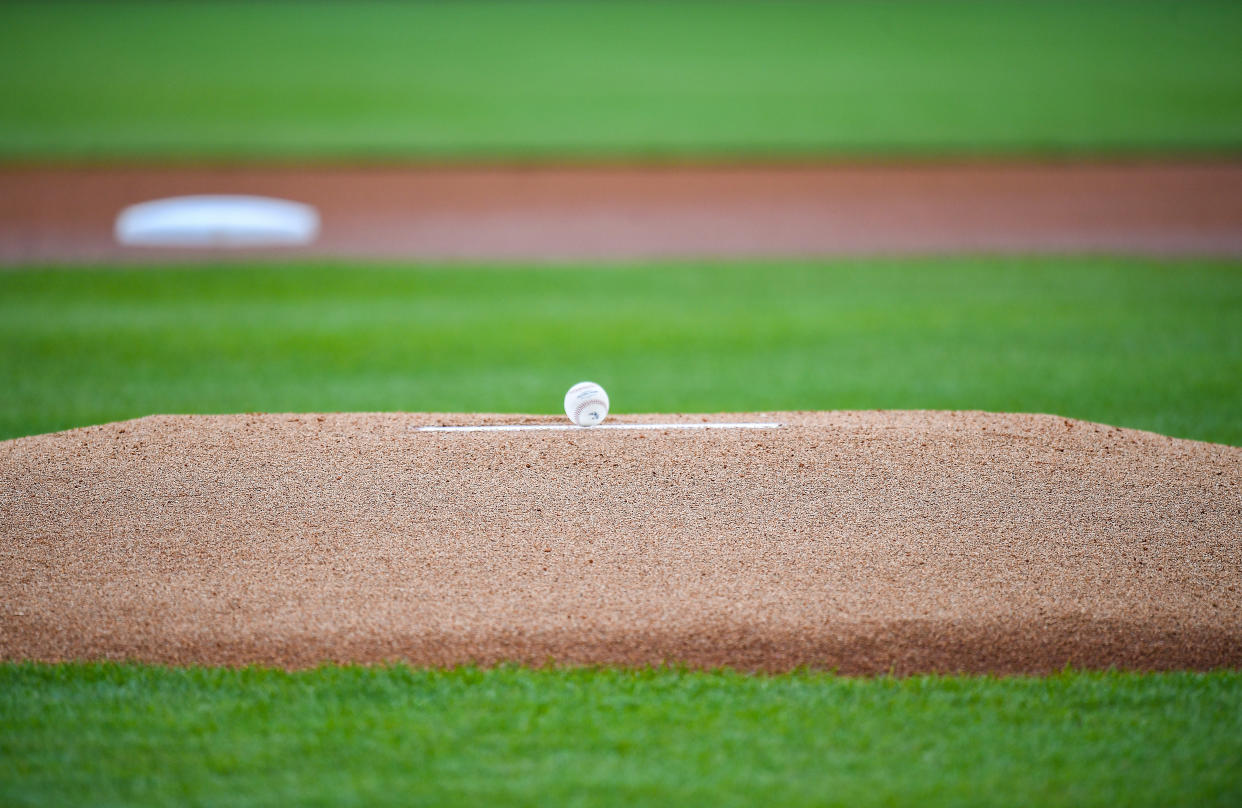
[1,664,1239,808]
[2,1,1241,159]
[1,258,1240,445]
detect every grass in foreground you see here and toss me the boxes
[2,1,1241,159]
[2,258,1240,445]
[2,664,1240,808]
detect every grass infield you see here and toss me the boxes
[1,1,1241,159]
[1,258,1240,445]
[1,664,1240,807]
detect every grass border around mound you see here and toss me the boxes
[2,663,1240,807]
[3,258,1240,445]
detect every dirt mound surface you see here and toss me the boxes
[1,411,1238,673]
[4,162,1242,264]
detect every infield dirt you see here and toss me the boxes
[4,161,1242,263]
[1,411,1238,673]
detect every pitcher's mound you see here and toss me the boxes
[2,411,1238,673]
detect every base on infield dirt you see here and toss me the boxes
[1,411,1238,673]
[114,195,319,248]
[4,162,1242,263]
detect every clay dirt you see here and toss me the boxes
[4,162,1242,264]
[2,410,1238,674]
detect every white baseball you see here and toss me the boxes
[564,381,610,427]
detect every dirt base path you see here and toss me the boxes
[3,162,1242,264]
[2,411,1238,673]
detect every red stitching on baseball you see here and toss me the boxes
[573,397,607,423]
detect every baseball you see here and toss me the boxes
[564,381,610,427]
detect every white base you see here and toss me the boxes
[115,195,320,247]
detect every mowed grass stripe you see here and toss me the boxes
[2,259,1240,445]
[2,1,1241,158]
[1,664,1240,808]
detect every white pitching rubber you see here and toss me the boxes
[416,422,783,433]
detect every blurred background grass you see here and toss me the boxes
[2,0,1241,160]
[3,259,1240,445]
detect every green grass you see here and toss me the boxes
[2,1,1242,159]
[1,664,1239,808]
[2,258,1240,445]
